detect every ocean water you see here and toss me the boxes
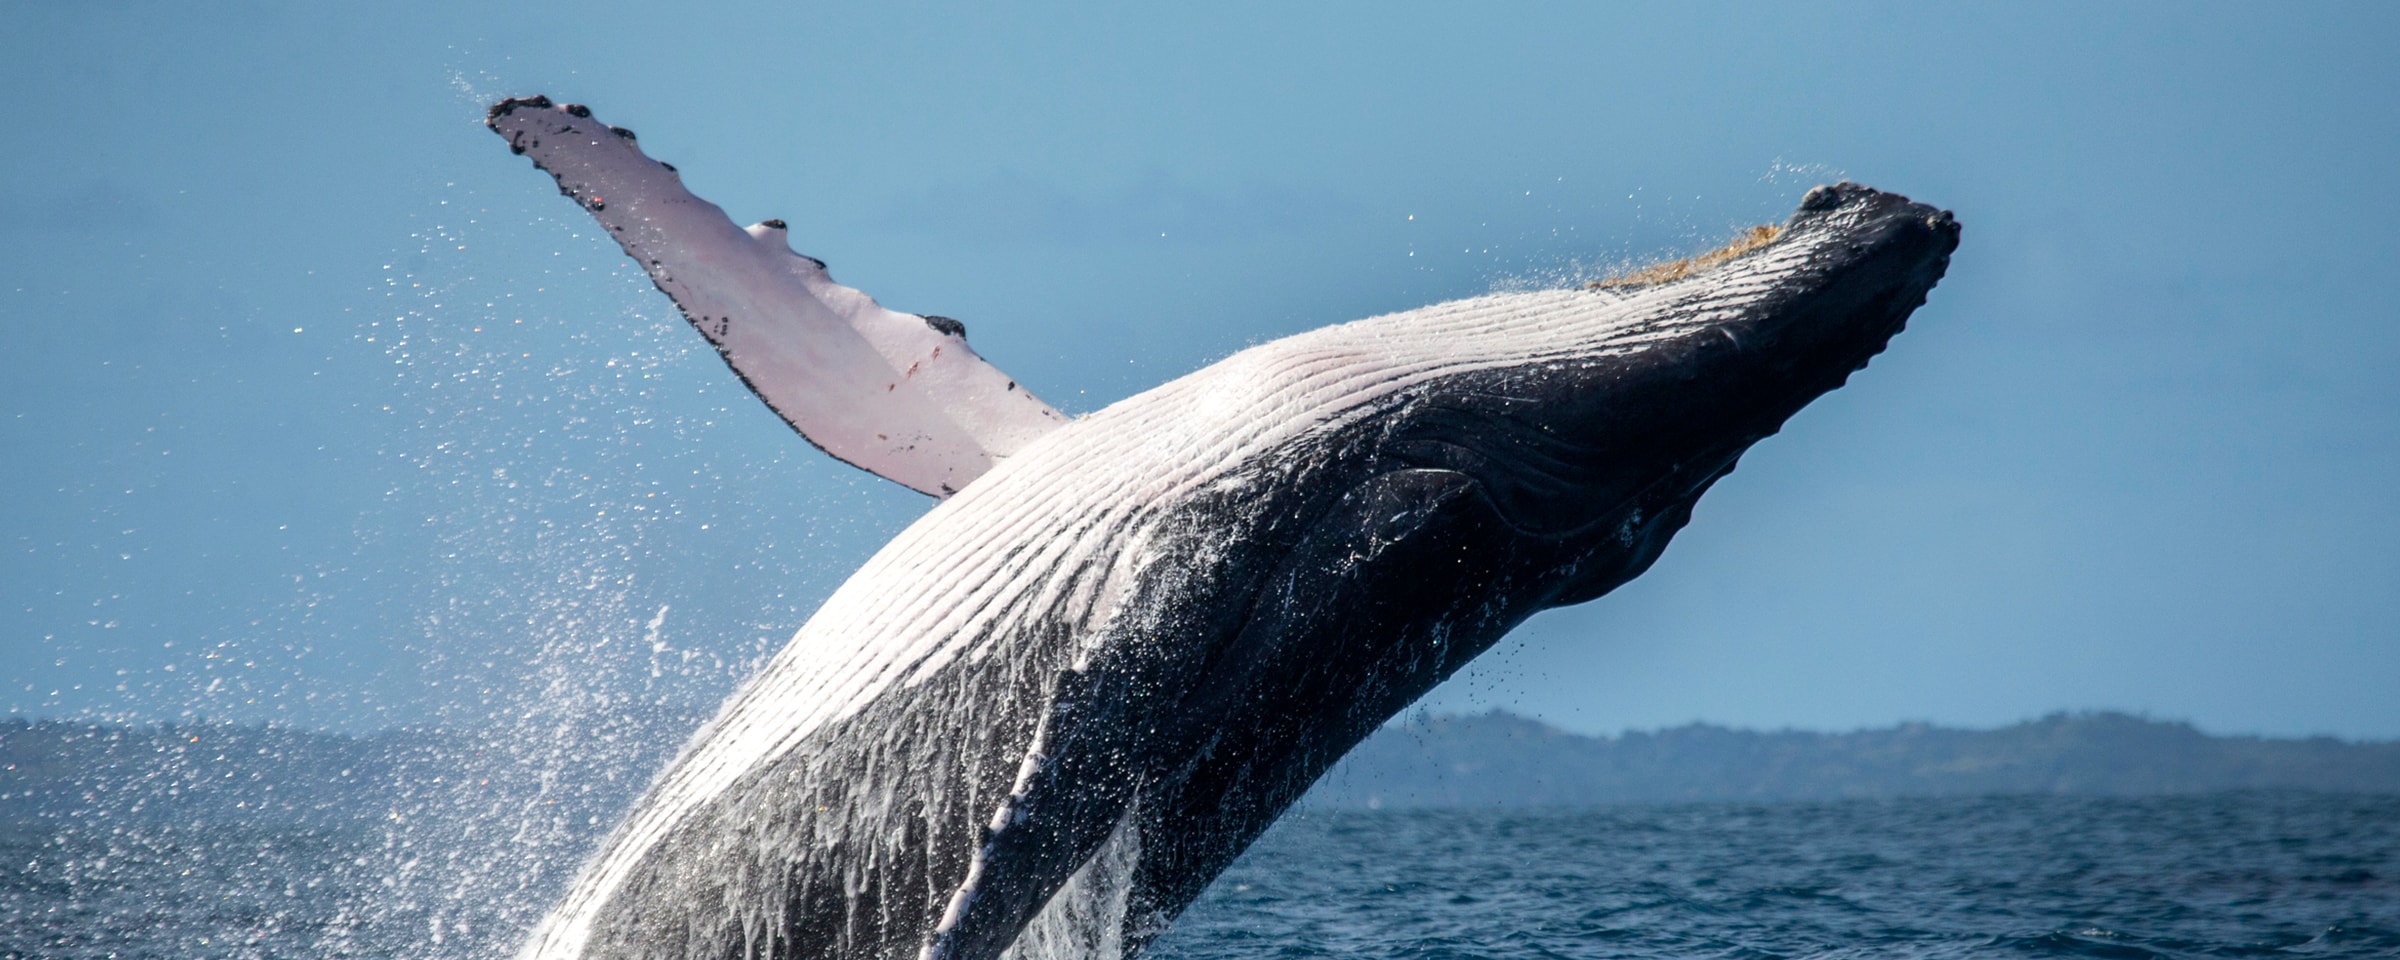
[4,793,2393,959]
[1154,794,2399,960]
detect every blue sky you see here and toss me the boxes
[4,2,2395,739]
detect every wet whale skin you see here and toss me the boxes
[492,141,1962,960]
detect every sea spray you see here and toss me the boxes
[297,190,887,957]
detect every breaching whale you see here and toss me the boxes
[486,96,1959,960]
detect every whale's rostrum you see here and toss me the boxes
[487,97,1960,960]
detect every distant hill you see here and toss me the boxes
[1310,711,2400,809]
[8,712,2397,823]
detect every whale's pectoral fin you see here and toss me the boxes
[486,96,1068,498]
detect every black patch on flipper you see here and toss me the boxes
[760,218,787,230]
[484,94,551,123]
[923,315,967,338]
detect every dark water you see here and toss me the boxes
[1156,794,2400,960]
[5,793,2394,959]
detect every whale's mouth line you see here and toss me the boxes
[1588,223,1785,290]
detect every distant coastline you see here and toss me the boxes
[1313,711,2400,809]
[6,711,2396,823]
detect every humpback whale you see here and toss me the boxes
[485,96,1959,960]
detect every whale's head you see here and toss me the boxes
[1367,182,1960,606]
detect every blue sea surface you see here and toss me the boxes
[1156,794,2399,960]
[5,793,2394,959]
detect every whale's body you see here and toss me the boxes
[487,98,1958,960]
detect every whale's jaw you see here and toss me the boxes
[488,121,1961,960]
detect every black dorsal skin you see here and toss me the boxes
[516,181,1959,960]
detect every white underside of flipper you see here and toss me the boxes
[488,97,1067,497]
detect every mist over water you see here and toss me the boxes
[290,214,875,953]
[0,204,923,955]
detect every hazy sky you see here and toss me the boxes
[5,2,2395,740]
